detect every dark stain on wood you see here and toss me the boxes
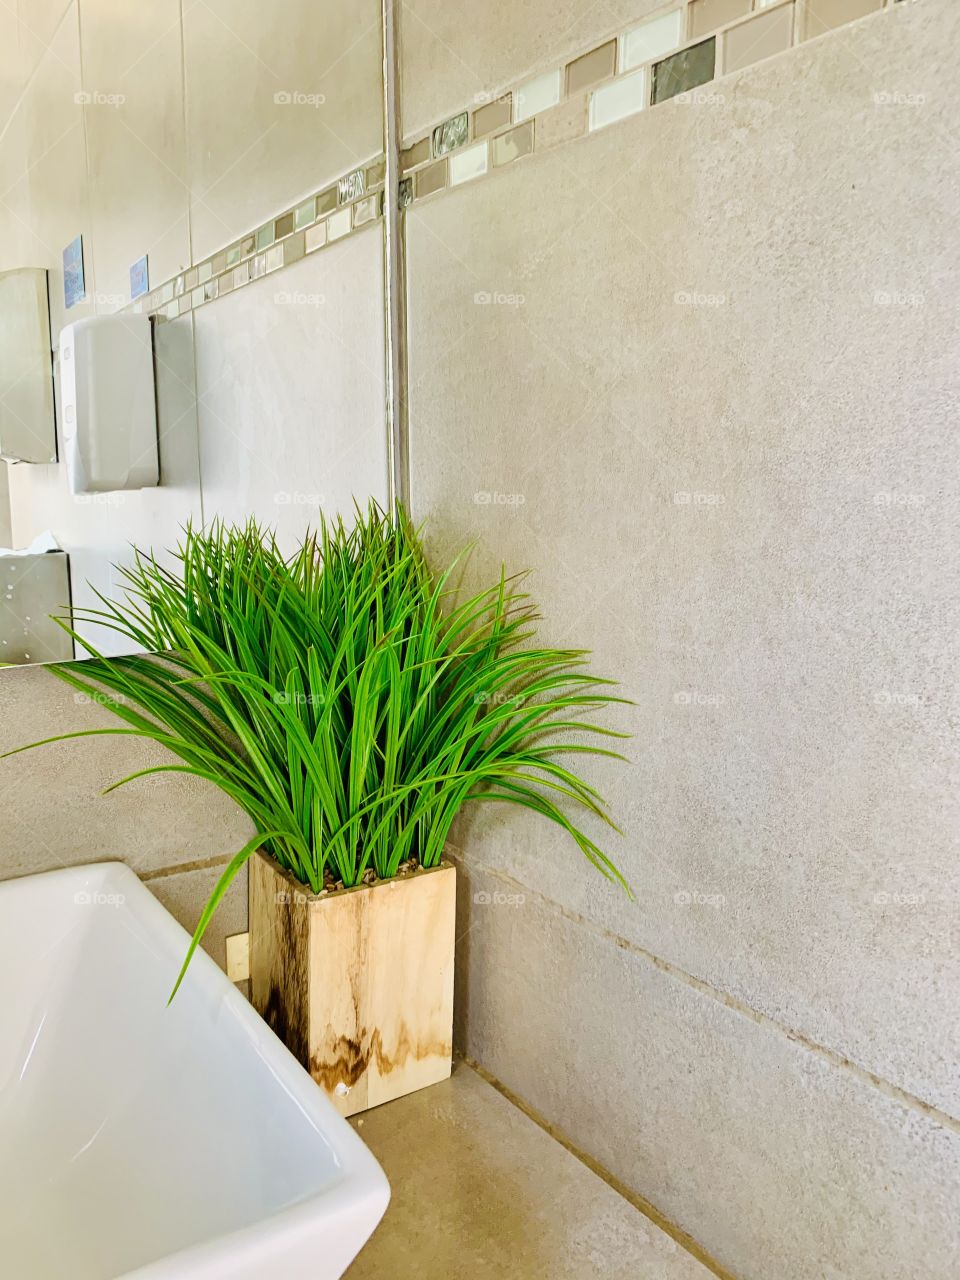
[310,1022,452,1090]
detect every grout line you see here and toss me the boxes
[460,1055,742,1280]
[458,854,960,1136]
[138,852,231,882]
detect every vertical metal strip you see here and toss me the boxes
[381,0,410,513]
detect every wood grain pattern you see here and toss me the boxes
[249,853,456,1117]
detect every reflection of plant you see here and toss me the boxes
[8,503,630,997]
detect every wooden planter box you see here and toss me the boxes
[249,851,456,1118]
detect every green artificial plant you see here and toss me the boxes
[6,504,630,996]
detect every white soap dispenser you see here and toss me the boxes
[59,314,159,493]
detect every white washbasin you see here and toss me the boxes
[0,862,389,1279]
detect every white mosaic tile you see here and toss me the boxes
[449,141,489,186]
[589,69,647,131]
[515,69,562,122]
[621,8,684,73]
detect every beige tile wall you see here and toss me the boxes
[405,0,960,1274]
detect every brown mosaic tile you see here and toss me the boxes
[536,97,589,150]
[492,121,535,168]
[472,95,512,139]
[317,186,337,216]
[275,211,295,239]
[366,159,386,187]
[801,0,882,40]
[400,137,431,171]
[283,232,306,265]
[565,40,617,96]
[240,234,256,257]
[211,252,227,275]
[416,159,447,198]
[690,0,752,38]
[723,3,794,73]
[184,267,199,290]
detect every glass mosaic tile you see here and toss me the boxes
[264,244,284,272]
[400,137,430,170]
[432,111,469,157]
[294,198,316,230]
[652,38,716,103]
[338,168,365,203]
[275,212,294,239]
[255,224,275,251]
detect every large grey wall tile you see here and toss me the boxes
[407,0,960,1119]
[454,861,960,1280]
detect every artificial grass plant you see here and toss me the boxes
[6,503,630,997]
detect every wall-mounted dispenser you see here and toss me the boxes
[59,314,159,494]
[0,268,57,465]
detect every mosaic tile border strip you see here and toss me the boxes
[398,0,907,207]
[131,158,386,322]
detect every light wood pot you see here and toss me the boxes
[249,851,456,1118]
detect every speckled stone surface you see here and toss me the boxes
[345,1063,714,1280]
[405,0,960,1117]
[404,2,960,1276]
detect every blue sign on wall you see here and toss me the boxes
[63,235,86,309]
[130,254,149,301]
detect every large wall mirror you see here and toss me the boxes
[0,0,389,667]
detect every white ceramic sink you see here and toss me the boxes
[0,862,389,1279]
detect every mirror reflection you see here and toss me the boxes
[0,0,387,666]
